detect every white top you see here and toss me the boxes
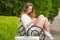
[21,14,34,31]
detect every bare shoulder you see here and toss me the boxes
[21,14,27,17]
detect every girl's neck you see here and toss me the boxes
[25,12,30,16]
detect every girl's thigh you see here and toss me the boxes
[34,15,45,28]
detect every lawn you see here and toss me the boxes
[0,16,20,40]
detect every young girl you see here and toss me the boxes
[20,3,53,40]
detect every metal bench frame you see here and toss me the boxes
[17,20,45,40]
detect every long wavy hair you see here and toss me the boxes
[20,3,35,19]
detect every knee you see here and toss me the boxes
[45,17,48,21]
[38,15,45,19]
[38,15,44,18]
[45,17,50,24]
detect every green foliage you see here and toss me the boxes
[48,0,59,23]
[33,0,52,17]
[56,0,60,8]
[0,0,59,22]
[0,16,20,40]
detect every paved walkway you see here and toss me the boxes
[49,9,60,40]
[45,9,60,40]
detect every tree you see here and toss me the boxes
[0,0,59,23]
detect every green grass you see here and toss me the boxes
[0,16,20,40]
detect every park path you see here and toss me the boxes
[50,9,60,40]
[45,9,60,40]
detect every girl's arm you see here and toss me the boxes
[26,21,33,27]
[26,18,37,27]
[21,14,37,27]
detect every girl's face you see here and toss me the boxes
[27,6,33,14]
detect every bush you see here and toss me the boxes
[48,0,59,23]
[0,0,59,22]
[0,16,20,40]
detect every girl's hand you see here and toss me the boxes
[32,18,37,23]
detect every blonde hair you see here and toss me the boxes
[20,3,35,19]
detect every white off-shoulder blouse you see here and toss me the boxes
[21,14,34,31]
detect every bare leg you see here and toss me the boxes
[43,17,50,33]
[33,15,45,32]
[34,15,50,33]
[43,17,54,40]
[34,15,45,28]
[33,15,53,39]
